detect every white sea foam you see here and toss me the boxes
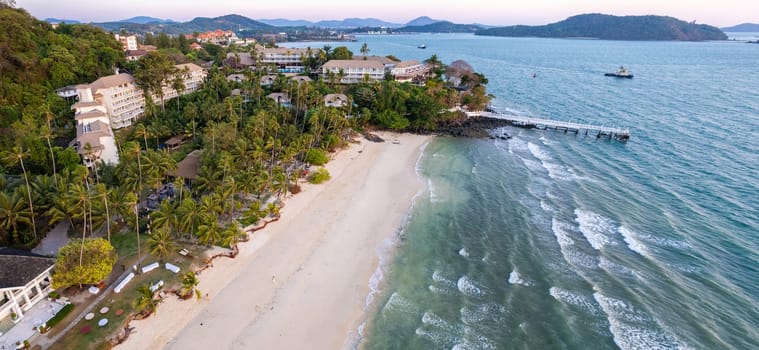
[551,218,575,247]
[619,226,651,258]
[457,276,486,297]
[460,303,507,325]
[458,247,470,258]
[540,200,554,212]
[575,209,617,250]
[599,256,638,278]
[593,292,684,350]
[549,287,602,315]
[382,292,419,315]
[527,142,577,180]
[508,269,533,286]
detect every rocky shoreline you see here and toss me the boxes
[420,116,518,138]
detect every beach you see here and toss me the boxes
[117,132,431,350]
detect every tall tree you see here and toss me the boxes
[2,147,36,240]
[134,51,178,112]
[360,43,370,59]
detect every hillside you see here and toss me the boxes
[405,16,439,27]
[721,23,759,32]
[0,4,124,125]
[476,14,727,41]
[120,16,175,24]
[94,14,275,35]
[398,21,482,33]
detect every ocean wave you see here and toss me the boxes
[599,256,638,278]
[508,269,533,287]
[619,226,651,258]
[540,200,554,212]
[575,209,617,250]
[549,287,602,315]
[457,276,487,297]
[460,303,507,325]
[593,292,686,350]
[382,292,419,315]
[552,218,576,247]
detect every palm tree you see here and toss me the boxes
[41,120,58,188]
[360,43,370,59]
[0,191,32,244]
[221,221,246,255]
[123,142,144,193]
[147,227,175,262]
[134,284,161,316]
[181,271,201,300]
[2,147,37,240]
[178,199,201,241]
[134,124,151,150]
[125,192,142,269]
[196,213,221,246]
[94,183,112,241]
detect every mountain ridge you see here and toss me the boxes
[721,23,759,32]
[476,14,727,41]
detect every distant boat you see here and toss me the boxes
[605,66,634,78]
[418,44,426,49]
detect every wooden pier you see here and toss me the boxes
[468,110,630,141]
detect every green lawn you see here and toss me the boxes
[49,242,201,350]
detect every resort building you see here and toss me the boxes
[267,93,291,107]
[321,60,386,84]
[188,30,238,45]
[324,94,349,108]
[71,64,207,167]
[226,74,248,83]
[391,60,430,83]
[114,34,138,51]
[260,75,277,86]
[0,249,55,326]
[226,46,318,73]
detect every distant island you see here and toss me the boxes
[398,21,483,33]
[721,23,759,32]
[476,14,727,41]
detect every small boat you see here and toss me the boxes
[418,44,426,49]
[605,66,633,78]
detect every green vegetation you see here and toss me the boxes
[476,14,727,41]
[52,238,117,289]
[305,149,329,166]
[45,303,74,329]
[309,168,331,184]
[398,21,483,33]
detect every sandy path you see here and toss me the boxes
[117,132,431,350]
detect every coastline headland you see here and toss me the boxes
[116,132,431,350]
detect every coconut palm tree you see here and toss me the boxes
[0,190,32,244]
[181,271,201,300]
[134,284,161,316]
[93,183,112,242]
[178,198,201,241]
[134,124,151,150]
[2,146,37,240]
[147,227,175,262]
[360,43,370,59]
[196,214,221,246]
[125,192,142,268]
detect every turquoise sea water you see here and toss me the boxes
[287,34,759,349]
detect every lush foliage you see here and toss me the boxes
[309,168,331,184]
[52,238,117,289]
[304,148,329,166]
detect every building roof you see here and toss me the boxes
[290,76,312,83]
[175,63,204,72]
[322,60,385,70]
[0,248,55,289]
[352,56,395,65]
[71,101,103,109]
[260,75,277,84]
[87,73,135,91]
[164,135,185,146]
[324,93,348,103]
[76,120,111,154]
[394,60,423,69]
[226,74,248,82]
[170,150,202,180]
[74,109,106,120]
[267,93,291,102]
[226,52,255,66]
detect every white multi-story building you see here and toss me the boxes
[114,34,138,51]
[321,60,386,84]
[228,46,318,73]
[71,64,207,167]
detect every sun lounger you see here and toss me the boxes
[165,262,181,273]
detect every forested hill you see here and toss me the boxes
[476,14,728,41]
[398,21,483,33]
[0,4,124,126]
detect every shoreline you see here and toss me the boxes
[116,132,432,350]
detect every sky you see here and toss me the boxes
[14,0,757,27]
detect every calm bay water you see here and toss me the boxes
[287,34,759,349]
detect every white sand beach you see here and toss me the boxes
[117,132,431,350]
